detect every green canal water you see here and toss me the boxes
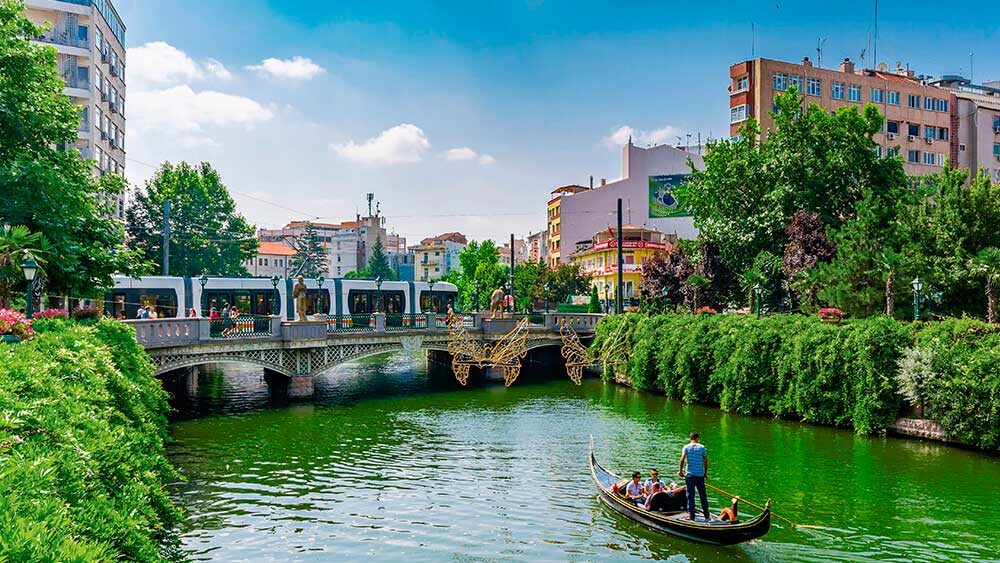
[166,353,1000,562]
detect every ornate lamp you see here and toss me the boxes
[270,275,280,316]
[753,283,763,318]
[21,257,39,319]
[375,276,383,314]
[317,276,325,315]
[199,273,208,316]
[911,277,923,321]
[428,279,436,314]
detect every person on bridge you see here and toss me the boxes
[293,276,309,322]
[678,432,710,521]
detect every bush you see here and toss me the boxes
[592,313,1000,446]
[0,318,180,562]
[33,308,69,319]
[0,308,34,339]
[72,305,101,321]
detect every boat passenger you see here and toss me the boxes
[644,469,665,497]
[625,471,645,505]
[664,481,686,497]
[719,497,739,522]
[643,481,665,510]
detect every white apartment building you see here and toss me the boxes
[25,0,127,219]
[928,76,1000,184]
[243,242,296,278]
[259,221,363,278]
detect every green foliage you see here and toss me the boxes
[513,260,545,312]
[896,346,936,416]
[0,318,180,562]
[591,313,999,442]
[126,161,256,277]
[0,2,147,297]
[545,264,589,305]
[0,224,49,309]
[588,285,602,313]
[448,241,505,309]
[348,236,396,281]
[289,223,328,279]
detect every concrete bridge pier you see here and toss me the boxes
[262,369,315,401]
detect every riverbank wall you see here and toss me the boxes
[0,318,180,562]
[592,313,1000,450]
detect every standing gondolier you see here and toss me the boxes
[678,432,710,521]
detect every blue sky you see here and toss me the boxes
[114,0,1000,244]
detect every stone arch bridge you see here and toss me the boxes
[129,313,602,398]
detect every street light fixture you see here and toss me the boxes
[544,281,551,314]
[21,257,39,319]
[317,276,325,315]
[199,273,208,316]
[270,275,280,316]
[375,276,383,314]
[428,279,436,314]
[911,276,923,321]
[604,282,611,315]
[753,283,763,319]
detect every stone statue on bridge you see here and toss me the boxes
[292,276,309,321]
[489,286,505,318]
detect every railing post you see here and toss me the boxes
[374,312,386,333]
[426,312,435,331]
[270,315,282,339]
[197,318,211,341]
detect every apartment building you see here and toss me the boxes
[526,230,548,263]
[259,221,363,278]
[546,141,703,266]
[928,77,1000,183]
[242,242,296,278]
[25,0,127,218]
[411,233,467,281]
[569,224,674,310]
[499,238,528,269]
[729,57,955,176]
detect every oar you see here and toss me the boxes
[704,482,821,529]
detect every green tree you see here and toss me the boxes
[588,285,602,313]
[0,1,146,297]
[545,263,589,305]
[126,162,257,277]
[0,225,48,309]
[513,260,545,312]
[971,247,1000,324]
[679,87,908,274]
[288,223,328,279]
[685,274,712,311]
[451,240,503,308]
[365,236,396,280]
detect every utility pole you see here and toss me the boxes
[510,233,515,313]
[163,199,170,276]
[616,198,624,314]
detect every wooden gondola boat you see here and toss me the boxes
[589,439,771,546]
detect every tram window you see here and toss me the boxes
[419,292,445,313]
[384,292,404,314]
[107,293,126,319]
[349,291,370,314]
[308,289,330,315]
[253,292,275,315]
[234,292,252,314]
[139,291,177,318]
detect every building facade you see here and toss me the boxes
[569,224,673,310]
[729,57,955,176]
[25,0,127,218]
[411,232,467,281]
[499,238,528,269]
[243,242,296,278]
[547,141,703,266]
[259,221,363,278]
[526,229,548,264]
[928,77,1000,183]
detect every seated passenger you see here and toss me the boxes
[624,472,645,505]
[644,469,665,497]
[644,481,665,510]
[664,481,686,498]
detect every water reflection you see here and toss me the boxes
[166,354,1000,562]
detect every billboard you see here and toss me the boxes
[648,174,691,218]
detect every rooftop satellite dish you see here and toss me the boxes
[877,62,888,72]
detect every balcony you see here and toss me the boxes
[34,31,88,51]
[61,68,89,91]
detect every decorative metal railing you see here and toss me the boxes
[209,315,272,339]
[384,313,427,331]
[325,314,375,333]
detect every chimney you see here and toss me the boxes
[839,57,855,74]
[600,178,607,187]
[802,56,813,67]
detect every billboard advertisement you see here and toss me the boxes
[648,174,691,218]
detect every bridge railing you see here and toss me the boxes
[324,314,375,333]
[209,315,273,339]
[384,313,427,331]
[131,318,200,347]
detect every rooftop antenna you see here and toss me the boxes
[675,135,683,147]
[366,193,374,217]
[751,22,755,59]
[873,0,878,66]
[970,51,974,83]
[817,36,827,68]
[686,133,692,148]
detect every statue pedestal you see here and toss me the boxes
[280,320,327,340]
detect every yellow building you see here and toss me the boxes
[570,224,674,309]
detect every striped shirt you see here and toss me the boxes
[682,443,707,477]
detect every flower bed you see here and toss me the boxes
[817,307,845,320]
[0,309,34,340]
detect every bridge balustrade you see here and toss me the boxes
[324,314,375,333]
[209,315,273,339]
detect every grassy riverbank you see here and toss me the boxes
[0,318,180,562]
[593,314,1000,449]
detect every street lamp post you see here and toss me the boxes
[604,282,611,315]
[270,275,280,316]
[544,282,551,314]
[199,273,208,316]
[911,276,923,321]
[661,286,670,313]
[428,279,436,314]
[753,283,763,319]
[21,257,39,319]
[375,276,383,314]
[317,276,325,315]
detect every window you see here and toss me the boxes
[875,145,883,157]
[264,258,269,266]
[888,91,900,105]
[887,121,899,134]
[733,75,748,93]
[908,123,920,137]
[923,152,936,165]
[730,104,748,124]
[807,78,821,96]
[888,146,900,157]
[94,28,102,50]
[95,107,103,132]
[924,125,936,141]
[995,143,1000,156]
[848,85,861,102]
[937,153,946,166]
[936,99,948,112]
[993,116,1000,132]
[908,150,920,163]
[908,94,921,108]
[110,49,117,70]
[925,97,935,110]
[772,72,787,91]
[77,24,88,42]
[871,88,884,103]
[788,74,803,92]
[831,82,844,100]
[937,127,949,141]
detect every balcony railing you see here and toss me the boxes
[61,70,89,90]
[34,31,88,50]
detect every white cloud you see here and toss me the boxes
[246,56,325,80]
[129,85,274,147]
[331,123,431,164]
[602,125,682,148]
[441,147,496,165]
[443,147,477,160]
[127,42,232,88]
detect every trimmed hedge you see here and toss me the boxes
[593,313,1000,448]
[0,318,181,562]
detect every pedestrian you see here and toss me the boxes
[135,306,146,319]
[678,432,710,522]
[188,307,198,318]
[222,303,230,319]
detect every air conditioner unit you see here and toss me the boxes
[100,48,108,63]
[907,135,915,142]
[925,138,934,145]
[994,126,1000,134]
[887,132,896,140]
[100,130,107,140]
